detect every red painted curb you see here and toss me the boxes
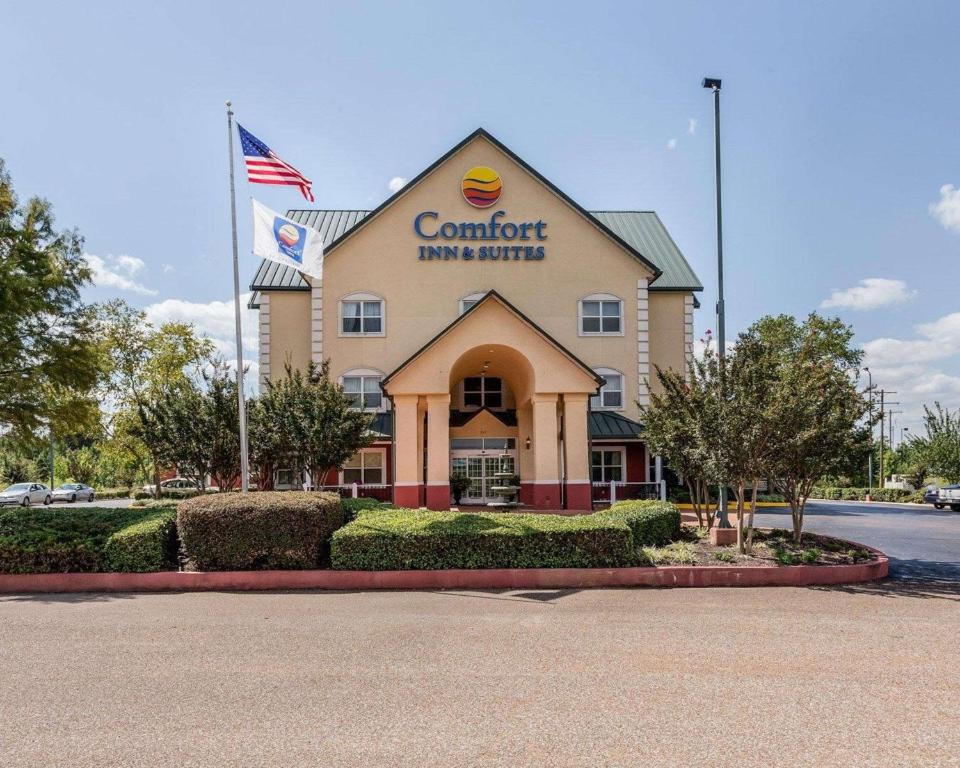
[0,544,888,594]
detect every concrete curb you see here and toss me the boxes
[0,543,888,594]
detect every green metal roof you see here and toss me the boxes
[589,410,645,439]
[250,209,700,293]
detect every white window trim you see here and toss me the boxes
[591,447,627,483]
[591,367,624,411]
[340,368,387,412]
[338,292,386,337]
[459,291,487,315]
[578,293,624,337]
[339,447,387,485]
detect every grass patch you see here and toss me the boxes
[0,506,178,574]
[640,541,698,565]
[713,550,737,563]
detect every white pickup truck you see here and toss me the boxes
[936,486,960,512]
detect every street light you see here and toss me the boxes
[901,426,910,446]
[864,366,873,488]
[703,76,731,529]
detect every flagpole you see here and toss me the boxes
[226,101,250,493]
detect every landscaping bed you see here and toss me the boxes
[641,526,876,567]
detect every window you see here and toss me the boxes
[459,292,486,315]
[591,449,624,483]
[342,370,384,411]
[579,294,622,335]
[591,368,623,410]
[340,293,384,336]
[276,468,303,488]
[462,376,502,409]
[341,449,384,485]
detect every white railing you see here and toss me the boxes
[592,480,666,505]
[317,483,392,502]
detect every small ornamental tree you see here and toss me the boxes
[760,314,874,543]
[916,403,960,484]
[260,361,373,488]
[643,340,724,529]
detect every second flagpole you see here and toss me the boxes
[226,100,250,493]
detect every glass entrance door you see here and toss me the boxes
[450,438,517,504]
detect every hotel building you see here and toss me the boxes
[249,129,701,510]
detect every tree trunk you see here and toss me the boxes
[687,480,703,528]
[746,478,759,553]
[736,479,746,554]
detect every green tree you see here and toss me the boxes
[643,341,724,529]
[915,403,960,483]
[760,314,874,543]
[262,361,373,488]
[0,159,103,444]
[97,300,213,496]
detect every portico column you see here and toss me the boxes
[562,393,592,510]
[425,393,451,510]
[393,395,422,508]
[531,393,560,509]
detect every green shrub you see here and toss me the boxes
[331,508,636,570]
[178,491,344,570]
[774,549,797,566]
[0,506,178,573]
[714,550,737,563]
[131,499,179,509]
[801,547,822,564]
[340,496,394,522]
[602,500,681,547]
[640,540,697,565]
[94,487,133,500]
[811,486,915,503]
[103,511,178,572]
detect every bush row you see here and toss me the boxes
[330,501,682,571]
[810,486,925,503]
[177,491,344,570]
[668,488,785,504]
[94,487,135,500]
[0,506,178,574]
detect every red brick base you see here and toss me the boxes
[393,484,422,508]
[531,483,562,509]
[425,484,450,510]
[564,482,592,511]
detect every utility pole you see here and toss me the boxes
[877,389,898,487]
[864,367,873,488]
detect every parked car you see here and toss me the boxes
[924,484,959,508]
[51,483,96,503]
[0,483,52,507]
[141,477,198,495]
[935,484,960,512]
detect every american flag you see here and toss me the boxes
[237,124,314,202]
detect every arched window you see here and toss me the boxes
[459,291,487,315]
[339,292,385,336]
[591,368,624,410]
[579,293,623,336]
[340,368,385,411]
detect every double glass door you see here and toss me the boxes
[450,438,517,503]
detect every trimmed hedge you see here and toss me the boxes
[0,506,178,574]
[331,502,682,571]
[178,491,344,570]
[341,496,394,522]
[601,500,681,547]
[810,486,919,503]
[94,487,134,500]
[133,487,203,501]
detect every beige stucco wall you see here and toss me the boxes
[648,291,688,392]
[319,134,659,422]
[265,291,311,378]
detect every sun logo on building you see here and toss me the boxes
[461,166,502,208]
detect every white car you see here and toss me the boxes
[51,483,96,503]
[141,477,198,495]
[0,483,52,507]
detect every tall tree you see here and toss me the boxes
[0,159,103,444]
[916,403,960,483]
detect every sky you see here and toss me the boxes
[3,0,958,436]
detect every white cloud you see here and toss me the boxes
[144,294,259,360]
[862,310,960,431]
[687,118,698,136]
[162,263,175,275]
[929,183,960,233]
[821,278,915,311]
[84,252,157,295]
[388,176,407,193]
[666,138,677,150]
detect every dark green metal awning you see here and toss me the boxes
[589,411,644,440]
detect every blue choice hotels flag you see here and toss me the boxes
[252,199,324,279]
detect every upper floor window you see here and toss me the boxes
[340,292,384,336]
[579,294,622,336]
[341,369,384,411]
[463,376,502,410]
[459,292,486,315]
[591,368,623,410]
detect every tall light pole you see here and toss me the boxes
[864,367,873,488]
[703,76,731,529]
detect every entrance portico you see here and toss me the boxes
[382,291,603,511]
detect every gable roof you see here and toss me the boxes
[380,290,604,389]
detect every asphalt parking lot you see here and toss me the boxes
[1,500,958,767]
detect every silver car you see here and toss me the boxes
[51,483,96,503]
[0,483,52,507]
